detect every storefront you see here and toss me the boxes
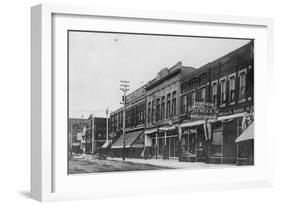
[144,126,180,160]
[178,112,252,164]
[111,129,144,158]
[235,122,254,165]
[179,120,208,162]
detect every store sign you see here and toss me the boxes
[218,106,253,117]
[188,101,218,119]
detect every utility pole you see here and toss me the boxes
[106,107,109,144]
[91,113,95,155]
[120,80,129,160]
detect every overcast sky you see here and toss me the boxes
[69,31,250,119]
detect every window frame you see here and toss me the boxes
[228,73,236,103]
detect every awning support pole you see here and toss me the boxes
[164,131,167,159]
[155,132,158,160]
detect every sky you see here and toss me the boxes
[68,31,250,119]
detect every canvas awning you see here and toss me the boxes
[144,128,158,135]
[235,123,254,143]
[111,130,144,149]
[159,125,176,131]
[217,112,246,121]
[101,141,110,149]
[179,120,205,128]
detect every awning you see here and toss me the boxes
[179,120,205,128]
[218,112,246,121]
[235,123,254,143]
[144,128,158,135]
[111,130,144,149]
[101,141,110,149]
[159,125,176,131]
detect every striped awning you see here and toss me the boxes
[111,130,144,149]
[235,123,254,143]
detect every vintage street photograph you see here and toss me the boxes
[67,31,254,174]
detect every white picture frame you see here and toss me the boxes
[31,3,274,202]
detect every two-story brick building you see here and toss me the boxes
[178,41,254,164]
[111,85,146,158]
[143,62,196,159]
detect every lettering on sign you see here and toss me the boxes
[188,101,218,119]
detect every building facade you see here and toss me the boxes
[110,85,146,158]
[108,41,254,165]
[143,62,196,159]
[68,118,91,155]
[179,41,254,164]
[86,116,108,154]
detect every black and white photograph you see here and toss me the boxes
[67,31,254,174]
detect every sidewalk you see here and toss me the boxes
[108,157,236,169]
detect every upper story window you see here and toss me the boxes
[212,81,218,105]
[191,90,196,106]
[160,96,165,120]
[229,74,236,102]
[189,78,197,88]
[147,102,151,123]
[156,99,160,122]
[200,87,206,102]
[239,71,247,100]
[152,100,155,124]
[182,94,187,114]
[172,91,177,116]
[220,78,226,103]
[166,94,171,119]
[199,73,207,84]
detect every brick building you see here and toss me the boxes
[179,41,254,164]
[110,85,146,158]
[143,62,196,159]
[86,116,108,154]
[68,118,91,154]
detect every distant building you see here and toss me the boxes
[68,118,91,154]
[87,116,108,154]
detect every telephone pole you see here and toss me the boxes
[120,80,129,160]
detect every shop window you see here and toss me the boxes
[211,123,223,157]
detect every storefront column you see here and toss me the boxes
[164,131,168,160]
[144,134,147,159]
[155,132,158,159]
[178,127,182,161]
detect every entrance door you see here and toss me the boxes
[188,134,196,155]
